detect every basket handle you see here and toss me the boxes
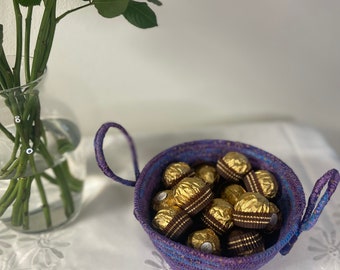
[280,168,340,255]
[94,122,140,187]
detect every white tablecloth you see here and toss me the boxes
[0,120,339,270]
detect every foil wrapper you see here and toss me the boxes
[187,228,221,255]
[243,170,279,199]
[217,152,252,182]
[220,184,246,206]
[233,192,275,229]
[152,190,177,211]
[195,164,220,185]
[163,162,194,188]
[201,198,234,235]
[234,192,270,213]
[226,229,265,256]
[152,206,193,240]
[265,202,282,232]
[173,177,213,215]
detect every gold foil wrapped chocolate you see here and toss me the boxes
[243,170,279,199]
[173,177,213,216]
[220,184,246,206]
[152,190,177,211]
[216,152,252,182]
[195,164,220,185]
[233,192,276,229]
[226,229,265,256]
[152,206,193,240]
[187,228,221,255]
[264,202,282,232]
[201,198,234,235]
[163,162,194,188]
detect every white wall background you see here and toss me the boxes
[1,0,340,154]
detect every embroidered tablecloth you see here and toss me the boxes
[0,120,339,270]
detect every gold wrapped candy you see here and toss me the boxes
[264,202,281,232]
[220,184,246,206]
[201,198,234,235]
[152,190,177,211]
[226,229,265,256]
[243,170,279,199]
[234,192,270,213]
[150,151,283,257]
[187,228,221,255]
[163,162,194,188]
[195,164,220,185]
[216,152,252,182]
[152,206,193,240]
[233,192,275,229]
[173,177,213,216]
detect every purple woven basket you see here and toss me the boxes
[94,122,340,270]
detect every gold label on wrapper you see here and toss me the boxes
[152,190,176,211]
[187,228,221,255]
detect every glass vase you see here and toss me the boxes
[0,67,85,233]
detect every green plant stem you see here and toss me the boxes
[24,6,34,82]
[38,142,76,218]
[56,2,94,23]
[12,0,23,85]
[11,178,26,226]
[33,175,52,228]
[31,0,57,81]
[0,179,18,215]
[23,176,33,229]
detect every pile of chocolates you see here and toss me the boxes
[151,152,282,257]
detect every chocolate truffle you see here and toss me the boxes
[173,177,214,216]
[187,228,221,255]
[201,198,234,235]
[152,190,177,212]
[216,152,252,182]
[226,229,265,256]
[264,202,282,233]
[233,192,276,229]
[243,170,279,199]
[195,164,220,186]
[220,184,246,206]
[152,206,193,240]
[163,162,194,188]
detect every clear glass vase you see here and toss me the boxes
[0,66,85,233]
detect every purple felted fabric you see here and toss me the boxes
[94,122,340,270]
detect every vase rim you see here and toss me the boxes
[0,72,46,94]
[0,55,47,94]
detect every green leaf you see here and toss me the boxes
[16,0,42,7]
[147,0,162,6]
[123,1,158,29]
[93,0,129,18]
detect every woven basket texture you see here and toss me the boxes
[133,140,305,270]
